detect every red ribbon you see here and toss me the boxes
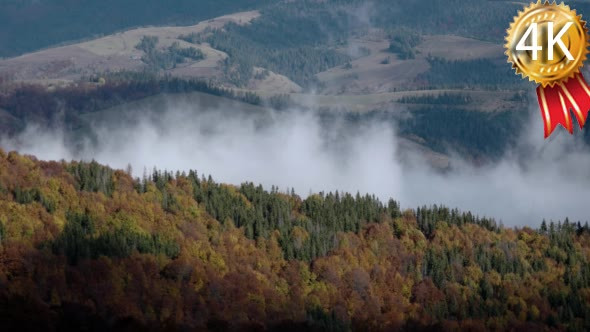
[536,73,590,138]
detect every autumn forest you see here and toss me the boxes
[0,150,589,331]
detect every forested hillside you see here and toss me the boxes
[0,73,262,136]
[0,150,589,331]
[0,76,530,160]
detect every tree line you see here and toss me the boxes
[135,36,206,71]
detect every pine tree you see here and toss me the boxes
[541,219,548,233]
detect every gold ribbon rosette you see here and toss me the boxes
[506,1,590,138]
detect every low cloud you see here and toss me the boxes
[2,101,589,227]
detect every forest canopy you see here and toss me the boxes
[0,151,589,331]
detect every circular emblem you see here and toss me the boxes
[505,1,590,87]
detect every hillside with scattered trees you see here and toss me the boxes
[0,151,589,331]
[0,0,270,58]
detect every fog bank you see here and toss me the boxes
[2,103,590,227]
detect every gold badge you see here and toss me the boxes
[506,1,589,87]
[505,1,590,137]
